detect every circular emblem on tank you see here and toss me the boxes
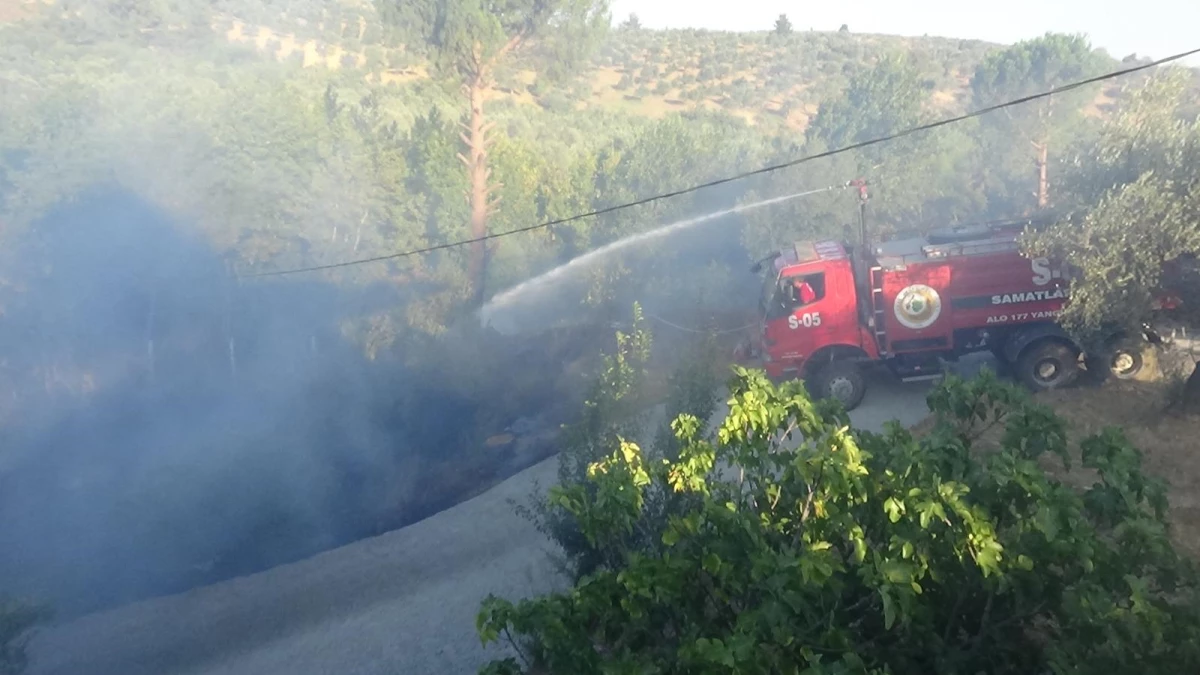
[893,284,942,329]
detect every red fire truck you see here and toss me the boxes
[741,190,1167,411]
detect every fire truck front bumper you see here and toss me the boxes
[735,332,777,362]
[763,361,792,379]
[732,338,759,364]
[733,339,796,379]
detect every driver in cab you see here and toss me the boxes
[791,277,816,306]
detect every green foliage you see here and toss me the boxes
[1025,71,1200,337]
[650,333,724,462]
[772,14,792,36]
[52,0,213,45]
[808,55,924,150]
[374,0,609,294]
[5,16,1200,628]
[388,0,609,84]
[741,53,990,256]
[970,33,1110,137]
[514,304,656,579]
[514,305,726,582]
[969,33,1112,212]
[478,370,1200,674]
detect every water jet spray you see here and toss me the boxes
[478,186,841,335]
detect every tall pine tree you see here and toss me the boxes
[773,14,792,35]
[377,0,610,302]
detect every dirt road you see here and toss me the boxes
[27,376,937,675]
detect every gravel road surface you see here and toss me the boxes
[27,375,938,675]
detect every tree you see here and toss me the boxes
[619,12,641,31]
[969,33,1110,210]
[773,14,792,36]
[377,0,610,301]
[806,55,925,151]
[513,306,722,581]
[1023,70,1200,340]
[478,371,1200,674]
[839,23,849,33]
[52,0,212,45]
[791,55,984,238]
[405,105,471,276]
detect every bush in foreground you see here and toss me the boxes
[514,306,722,581]
[478,369,1200,674]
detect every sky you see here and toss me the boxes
[609,0,1200,66]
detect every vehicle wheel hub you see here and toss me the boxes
[1111,352,1137,376]
[1035,359,1060,384]
[829,376,856,403]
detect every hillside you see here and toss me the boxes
[218,17,1007,130]
[3,0,1136,131]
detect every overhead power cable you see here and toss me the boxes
[245,46,1200,279]
[643,312,757,335]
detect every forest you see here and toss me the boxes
[1,0,1200,664]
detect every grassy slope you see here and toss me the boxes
[224,23,987,128]
[216,17,1145,134]
[205,7,1001,131]
[5,1,1150,132]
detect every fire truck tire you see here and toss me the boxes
[1015,340,1081,392]
[1104,337,1146,381]
[812,360,866,411]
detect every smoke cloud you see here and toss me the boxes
[0,189,515,617]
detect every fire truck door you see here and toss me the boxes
[779,271,845,354]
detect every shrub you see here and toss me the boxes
[541,92,575,115]
[511,307,723,581]
[479,370,1200,674]
[510,306,655,579]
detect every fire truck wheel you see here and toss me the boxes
[1016,340,1081,391]
[812,360,866,411]
[1105,339,1145,380]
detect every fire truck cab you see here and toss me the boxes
[750,224,1127,411]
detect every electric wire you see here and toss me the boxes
[644,312,757,335]
[244,46,1200,279]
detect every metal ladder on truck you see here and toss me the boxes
[868,266,889,357]
[867,265,950,383]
